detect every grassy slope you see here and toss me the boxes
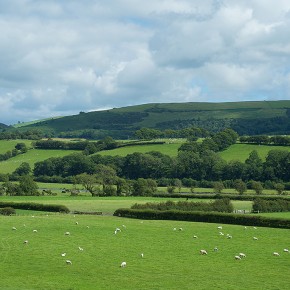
[0,149,79,173]
[0,140,33,154]
[0,214,289,289]
[15,100,290,133]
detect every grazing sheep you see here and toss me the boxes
[61,253,66,257]
[120,262,126,267]
[193,235,198,239]
[65,232,71,236]
[23,240,28,244]
[214,247,218,252]
[75,222,79,225]
[116,228,121,232]
[78,247,84,251]
[253,227,257,230]
[239,253,246,258]
[141,253,144,258]
[227,235,232,239]
[253,237,258,240]
[179,228,183,231]
[244,226,247,230]
[235,255,241,260]
[200,250,208,255]
[173,228,177,231]
[86,226,90,229]
[12,227,17,230]
[219,232,224,236]
[273,252,280,256]
[66,260,72,265]
[33,229,38,233]
[283,249,289,252]
[217,226,222,230]
[122,225,126,228]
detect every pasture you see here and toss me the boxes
[0,214,289,289]
[0,139,32,154]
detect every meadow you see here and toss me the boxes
[0,214,289,289]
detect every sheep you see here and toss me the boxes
[217,226,223,230]
[227,235,232,239]
[86,226,90,229]
[122,225,126,228]
[239,253,246,258]
[66,260,72,265]
[214,247,218,252]
[173,228,177,231]
[253,227,257,230]
[120,262,126,267]
[283,249,289,252]
[12,227,17,230]
[200,250,208,255]
[78,246,84,251]
[33,229,38,233]
[179,228,183,231]
[23,240,29,244]
[235,255,241,260]
[141,253,144,258]
[61,253,66,257]
[253,237,258,240]
[273,252,280,256]
[244,226,247,230]
[219,232,224,236]
[75,222,79,225]
[193,235,198,239]
[64,232,70,236]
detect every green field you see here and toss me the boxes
[0,149,78,173]
[219,143,290,162]
[0,213,289,289]
[0,140,33,154]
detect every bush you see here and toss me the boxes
[0,207,16,215]
[0,202,70,213]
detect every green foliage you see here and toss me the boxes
[234,179,247,195]
[252,198,290,213]
[0,207,15,215]
[114,208,290,229]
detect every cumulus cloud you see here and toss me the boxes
[0,0,290,124]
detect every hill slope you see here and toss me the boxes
[17,100,290,138]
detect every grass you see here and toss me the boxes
[0,140,33,154]
[219,143,290,162]
[0,149,79,173]
[0,214,289,289]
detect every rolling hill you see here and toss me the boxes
[12,100,290,138]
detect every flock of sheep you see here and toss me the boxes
[10,216,289,270]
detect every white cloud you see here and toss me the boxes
[0,0,290,124]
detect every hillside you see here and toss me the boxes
[15,100,290,138]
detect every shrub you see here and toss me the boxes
[0,207,16,215]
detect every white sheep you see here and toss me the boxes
[219,232,224,236]
[86,226,90,229]
[141,253,144,258]
[33,229,38,233]
[253,237,258,240]
[78,246,84,251]
[273,252,280,256]
[239,253,246,258]
[23,240,28,244]
[253,227,257,230]
[75,222,79,225]
[235,255,241,260]
[283,249,289,252]
[120,261,126,267]
[193,235,198,239]
[65,232,70,236]
[200,249,208,255]
[66,260,72,265]
[217,226,222,230]
[12,227,17,230]
[214,247,218,252]
[61,253,66,257]
[179,227,183,231]
[173,228,176,231]
[227,235,232,239]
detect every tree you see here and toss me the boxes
[75,173,100,196]
[274,183,285,195]
[213,181,224,194]
[251,181,263,195]
[15,142,28,153]
[234,179,247,195]
[95,164,116,195]
[18,175,39,196]
[13,162,31,176]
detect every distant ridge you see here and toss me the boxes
[12,100,290,138]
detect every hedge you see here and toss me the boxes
[0,202,70,213]
[113,208,290,229]
[153,193,290,202]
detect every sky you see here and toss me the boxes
[1,0,290,125]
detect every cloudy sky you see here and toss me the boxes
[1,0,290,124]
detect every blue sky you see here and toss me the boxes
[0,0,290,124]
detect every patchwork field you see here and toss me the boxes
[0,214,289,289]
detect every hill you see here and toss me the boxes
[14,100,290,138]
